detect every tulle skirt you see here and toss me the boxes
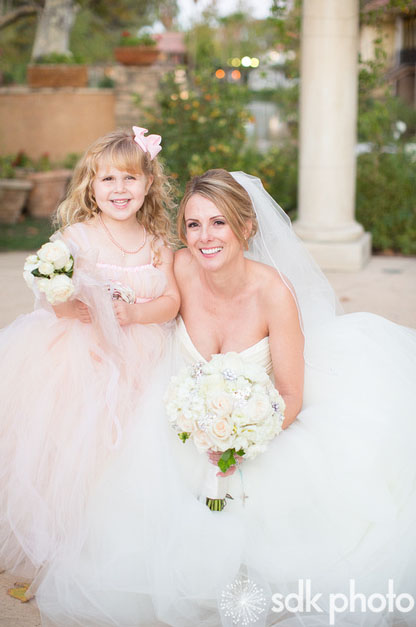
[0,302,167,580]
[29,312,416,627]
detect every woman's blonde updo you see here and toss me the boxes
[177,169,258,250]
[55,129,174,250]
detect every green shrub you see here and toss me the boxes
[143,69,251,196]
[34,52,84,64]
[0,156,17,179]
[356,151,416,254]
[238,143,298,216]
[118,32,156,47]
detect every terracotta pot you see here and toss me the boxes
[114,47,160,66]
[26,170,72,218]
[0,179,33,224]
[27,65,88,88]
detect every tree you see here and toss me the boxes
[0,1,178,63]
[31,0,77,60]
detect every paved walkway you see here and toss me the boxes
[0,251,415,626]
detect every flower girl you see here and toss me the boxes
[0,127,179,580]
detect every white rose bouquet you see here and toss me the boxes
[165,352,285,510]
[23,240,75,305]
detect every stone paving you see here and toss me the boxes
[0,251,415,626]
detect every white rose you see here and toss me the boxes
[244,443,267,460]
[207,393,233,416]
[192,429,212,452]
[38,240,70,270]
[38,261,55,276]
[200,373,224,395]
[211,417,232,440]
[244,363,269,384]
[23,270,35,288]
[25,254,38,265]
[247,393,272,423]
[38,277,51,293]
[64,257,74,272]
[41,274,75,304]
[177,412,196,433]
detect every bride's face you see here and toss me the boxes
[184,194,243,270]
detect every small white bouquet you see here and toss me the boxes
[23,240,75,305]
[165,352,285,510]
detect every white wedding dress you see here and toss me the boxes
[5,174,415,627]
[35,311,416,627]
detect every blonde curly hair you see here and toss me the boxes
[55,129,174,259]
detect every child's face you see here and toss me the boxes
[92,163,152,224]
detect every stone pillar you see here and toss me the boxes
[294,0,371,271]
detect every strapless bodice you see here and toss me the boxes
[62,222,167,304]
[176,316,273,375]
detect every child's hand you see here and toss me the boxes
[73,300,92,323]
[54,299,91,323]
[113,301,139,326]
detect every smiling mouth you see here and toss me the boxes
[111,199,130,207]
[200,247,223,256]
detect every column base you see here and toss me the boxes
[300,232,372,271]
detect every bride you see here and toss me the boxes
[36,169,416,627]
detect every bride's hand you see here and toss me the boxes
[207,450,243,477]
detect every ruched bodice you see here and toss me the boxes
[176,316,273,375]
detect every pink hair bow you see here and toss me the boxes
[132,126,162,160]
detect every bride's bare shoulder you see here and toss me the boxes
[174,247,193,274]
[250,260,297,311]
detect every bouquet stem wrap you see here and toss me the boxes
[203,463,229,511]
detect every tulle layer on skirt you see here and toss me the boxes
[30,313,416,627]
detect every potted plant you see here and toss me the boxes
[114,32,160,66]
[25,153,73,218]
[27,53,88,88]
[0,156,33,225]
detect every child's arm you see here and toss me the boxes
[113,246,180,326]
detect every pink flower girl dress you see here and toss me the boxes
[0,222,170,581]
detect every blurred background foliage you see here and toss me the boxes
[1,0,415,253]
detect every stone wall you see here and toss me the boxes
[0,64,170,159]
[112,64,167,129]
[0,87,115,160]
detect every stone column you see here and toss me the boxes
[294,0,371,271]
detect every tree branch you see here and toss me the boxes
[0,5,38,30]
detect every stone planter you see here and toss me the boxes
[0,179,33,224]
[26,170,72,218]
[114,47,160,66]
[27,65,88,88]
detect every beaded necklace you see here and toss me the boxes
[99,212,147,257]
